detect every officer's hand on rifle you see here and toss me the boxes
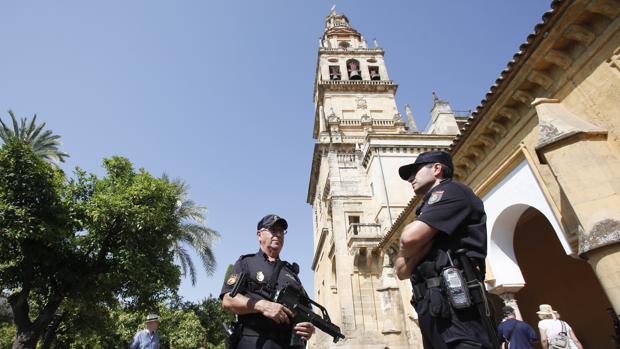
[294,322,316,340]
[255,299,293,324]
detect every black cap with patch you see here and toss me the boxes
[398,151,454,181]
[257,214,288,230]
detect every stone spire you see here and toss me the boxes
[428,92,459,135]
[322,6,364,49]
[405,104,418,133]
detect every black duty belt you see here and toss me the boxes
[241,323,290,343]
[412,276,442,301]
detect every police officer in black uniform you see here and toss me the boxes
[394,151,493,349]
[220,214,316,349]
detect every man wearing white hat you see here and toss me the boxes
[130,313,160,349]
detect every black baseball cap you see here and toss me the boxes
[257,214,288,230]
[398,151,453,181]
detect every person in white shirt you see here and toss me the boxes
[536,304,583,349]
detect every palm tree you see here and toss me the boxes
[0,110,69,164]
[164,175,220,286]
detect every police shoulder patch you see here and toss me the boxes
[226,274,238,285]
[428,190,444,205]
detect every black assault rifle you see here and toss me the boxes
[224,271,345,345]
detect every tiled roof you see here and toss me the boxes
[378,0,566,248]
[449,0,564,151]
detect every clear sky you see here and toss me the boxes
[0,1,552,302]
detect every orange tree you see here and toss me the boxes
[0,139,182,348]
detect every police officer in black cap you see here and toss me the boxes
[220,214,316,349]
[394,151,493,349]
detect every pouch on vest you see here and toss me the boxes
[428,287,451,318]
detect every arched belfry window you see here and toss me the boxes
[369,66,381,80]
[346,59,362,80]
[329,66,341,80]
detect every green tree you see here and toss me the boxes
[158,305,205,349]
[0,139,184,348]
[188,297,234,348]
[164,175,220,286]
[0,323,16,349]
[0,110,68,164]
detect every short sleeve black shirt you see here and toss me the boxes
[220,249,306,334]
[413,179,487,282]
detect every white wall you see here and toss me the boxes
[483,160,572,290]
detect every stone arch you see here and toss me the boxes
[513,208,614,349]
[484,160,573,290]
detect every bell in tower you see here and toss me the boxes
[329,66,341,81]
[347,59,362,80]
[369,66,381,80]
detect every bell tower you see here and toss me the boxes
[313,8,404,145]
[307,8,459,349]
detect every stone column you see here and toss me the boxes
[376,253,402,335]
[533,98,620,313]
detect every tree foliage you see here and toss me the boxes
[164,175,220,286]
[0,139,183,348]
[0,110,68,164]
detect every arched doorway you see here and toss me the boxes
[514,207,614,348]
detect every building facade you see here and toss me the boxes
[309,1,620,349]
[306,9,464,349]
[378,1,620,348]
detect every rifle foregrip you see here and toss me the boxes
[293,304,345,342]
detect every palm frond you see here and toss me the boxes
[29,121,46,142]
[167,177,220,283]
[9,110,19,138]
[25,114,37,137]
[172,243,197,285]
[0,110,69,164]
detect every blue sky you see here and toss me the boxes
[0,1,551,302]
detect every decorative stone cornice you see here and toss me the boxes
[563,24,595,45]
[532,98,608,163]
[527,70,553,90]
[478,134,496,149]
[360,136,453,168]
[319,47,384,55]
[512,90,535,105]
[586,0,619,18]
[318,79,397,92]
[498,107,520,122]
[544,49,573,70]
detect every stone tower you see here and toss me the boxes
[307,8,459,349]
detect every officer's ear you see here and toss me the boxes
[433,163,443,178]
